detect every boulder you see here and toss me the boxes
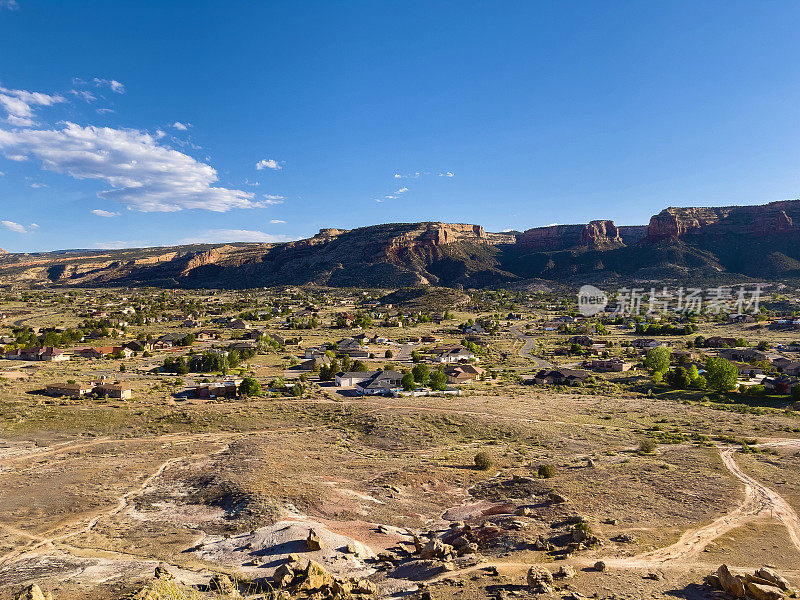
[296,560,334,592]
[209,574,239,598]
[13,586,50,600]
[419,539,454,560]
[755,568,792,592]
[154,565,174,581]
[745,581,786,600]
[548,491,568,504]
[273,563,296,588]
[556,565,576,579]
[527,566,554,594]
[717,565,745,598]
[306,528,323,551]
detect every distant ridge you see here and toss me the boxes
[2,200,800,287]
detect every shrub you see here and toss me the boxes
[638,438,657,454]
[474,451,493,471]
[537,464,556,478]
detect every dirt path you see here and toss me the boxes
[611,442,800,567]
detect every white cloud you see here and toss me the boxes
[262,194,284,204]
[444,171,454,177]
[256,158,281,171]
[28,182,46,188]
[393,173,401,178]
[0,86,66,127]
[91,209,119,218]
[394,187,408,194]
[0,122,263,212]
[93,78,125,94]
[71,89,96,102]
[270,219,285,224]
[1,220,35,234]
[0,0,19,10]
[172,121,189,130]
[96,108,115,114]
[180,229,294,244]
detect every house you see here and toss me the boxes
[588,358,634,372]
[764,375,798,394]
[421,335,441,343]
[732,362,764,378]
[304,346,327,360]
[155,333,187,349]
[334,371,375,387]
[94,383,133,399]
[355,370,404,395]
[5,347,69,362]
[631,338,665,349]
[125,340,154,352]
[435,346,477,363]
[46,382,94,398]
[228,319,251,330]
[728,314,756,324]
[195,330,217,341]
[77,346,132,359]
[568,335,594,347]
[718,348,768,363]
[532,368,591,386]
[190,379,243,399]
[337,337,370,358]
[40,347,69,362]
[772,358,800,376]
[704,337,738,348]
[444,364,485,384]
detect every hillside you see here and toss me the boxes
[1,200,800,288]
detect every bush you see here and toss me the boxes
[474,451,493,471]
[639,438,657,454]
[537,464,556,479]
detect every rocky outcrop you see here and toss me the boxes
[517,220,626,251]
[580,220,624,249]
[646,200,800,241]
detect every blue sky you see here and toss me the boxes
[1,1,800,252]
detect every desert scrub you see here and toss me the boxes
[474,451,493,471]
[537,464,556,478]
[638,438,657,454]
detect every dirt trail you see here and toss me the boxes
[612,442,800,568]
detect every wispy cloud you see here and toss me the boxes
[71,89,96,102]
[91,209,119,218]
[180,229,295,244]
[262,194,285,204]
[96,108,114,114]
[1,220,38,234]
[93,78,125,94]
[394,187,408,194]
[0,86,66,127]
[172,121,189,130]
[256,158,282,171]
[269,219,285,224]
[0,121,264,212]
[393,170,455,179]
[0,0,19,11]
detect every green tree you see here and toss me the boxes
[705,357,739,391]
[430,370,447,391]
[412,363,430,385]
[401,373,416,391]
[385,349,393,359]
[411,350,421,363]
[239,377,262,397]
[643,346,671,374]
